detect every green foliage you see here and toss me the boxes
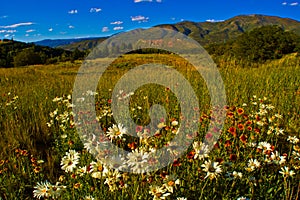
[13,48,42,67]
[207,25,300,64]
[233,26,299,62]
[0,39,86,68]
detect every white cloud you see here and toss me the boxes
[48,28,53,32]
[68,9,78,14]
[0,15,8,19]
[110,21,123,25]
[90,8,102,13]
[26,29,35,33]
[282,2,288,5]
[69,25,75,29]
[131,15,149,22]
[206,19,225,23]
[25,34,29,37]
[134,0,152,2]
[290,2,299,6]
[102,26,109,32]
[4,34,11,38]
[134,0,162,3]
[0,22,34,29]
[0,30,16,33]
[113,26,124,31]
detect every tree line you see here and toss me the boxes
[0,39,86,68]
[206,25,300,63]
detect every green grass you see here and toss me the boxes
[0,54,299,200]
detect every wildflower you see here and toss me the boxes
[33,181,51,199]
[257,142,272,154]
[274,113,282,119]
[171,120,179,126]
[84,195,95,200]
[228,127,237,137]
[90,161,109,178]
[193,141,210,160]
[245,159,260,172]
[104,170,122,192]
[74,183,81,189]
[60,150,80,173]
[237,197,249,200]
[126,149,150,173]
[149,185,171,200]
[269,151,286,165]
[279,166,296,178]
[162,175,180,193]
[33,181,66,199]
[237,108,244,115]
[76,166,87,176]
[226,171,243,180]
[292,151,300,160]
[201,160,222,180]
[287,136,299,144]
[233,171,243,179]
[275,128,284,135]
[106,124,127,140]
[177,198,187,200]
[237,123,244,130]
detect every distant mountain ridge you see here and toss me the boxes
[34,37,107,48]
[34,14,300,51]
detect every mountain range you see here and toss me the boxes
[34,14,300,51]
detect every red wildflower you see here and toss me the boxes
[237,108,244,115]
[172,159,181,167]
[229,154,237,161]
[228,127,237,137]
[239,134,247,143]
[238,124,244,131]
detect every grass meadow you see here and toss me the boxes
[0,53,299,200]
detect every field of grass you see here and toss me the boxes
[0,53,299,200]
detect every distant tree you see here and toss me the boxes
[13,48,42,67]
[232,25,299,62]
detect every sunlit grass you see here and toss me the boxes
[0,54,299,199]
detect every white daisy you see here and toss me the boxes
[149,185,171,200]
[279,166,296,177]
[201,160,222,180]
[106,123,127,140]
[126,149,149,173]
[193,141,210,160]
[60,149,80,173]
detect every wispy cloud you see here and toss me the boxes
[0,15,8,19]
[110,21,123,25]
[0,22,34,29]
[0,29,16,33]
[26,29,35,33]
[134,0,162,2]
[48,28,53,32]
[68,9,78,14]
[102,27,109,32]
[4,34,11,38]
[206,19,225,23]
[113,26,124,31]
[68,25,75,29]
[282,2,288,5]
[131,15,149,22]
[90,8,102,13]
[25,34,29,37]
[134,0,152,3]
[290,2,299,6]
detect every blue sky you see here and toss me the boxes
[0,0,299,42]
